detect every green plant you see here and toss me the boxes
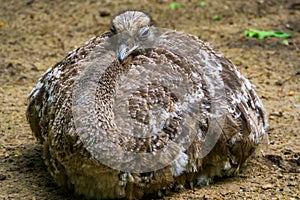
[244,30,292,39]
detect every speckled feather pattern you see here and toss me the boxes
[26,11,268,200]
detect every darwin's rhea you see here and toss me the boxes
[26,11,268,199]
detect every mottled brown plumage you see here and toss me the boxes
[26,11,268,199]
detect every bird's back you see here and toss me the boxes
[26,15,268,200]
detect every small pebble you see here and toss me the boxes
[283,149,293,155]
[240,186,248,192]
[269,116,276,120]
[262,184,273,190]
[288,91,295,96]
[99,11,110,17]
[0,174,7,181]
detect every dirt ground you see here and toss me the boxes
[0,0,299,199]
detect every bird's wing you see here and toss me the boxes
[26,33,112,143]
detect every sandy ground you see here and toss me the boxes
[0,0,299,199]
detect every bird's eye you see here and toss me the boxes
[110,25,116,33]
[139,27,150,38]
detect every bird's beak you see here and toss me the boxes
[117,41,139,62]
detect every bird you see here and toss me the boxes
[26,10,268,199]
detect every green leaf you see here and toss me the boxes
[244,30,292,39]
[213,15,221,21]
[282,39,289,45]
[200,1,206,7]
[169,3,184,9]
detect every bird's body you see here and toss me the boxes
[26,11,268,199]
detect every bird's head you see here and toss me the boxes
[110,11,154,62]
